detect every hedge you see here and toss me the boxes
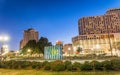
[0,59,120,71]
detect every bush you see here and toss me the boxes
[42,61,49,67]
[64,61,72,70]
[0,59,120,71]
[66,64,72,71]
[0,61,7,68]
[72,62,81,71]
[51,60,65,71]
[80,61,92,71]
[20,61,31,69]
[90,61,103,71]
[44,64,51,70]
[52,63,65,71]
[101,60,113,70]
[110,59,120,71]
[32,62,42,69]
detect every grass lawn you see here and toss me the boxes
[0,69,120,75]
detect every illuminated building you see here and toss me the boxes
[72,8,120,56]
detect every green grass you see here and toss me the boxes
[0,69,120,75]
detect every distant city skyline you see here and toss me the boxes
[0,0,120,50]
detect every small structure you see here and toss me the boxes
[44,46,63,60]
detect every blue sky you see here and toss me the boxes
[0,0,120,50]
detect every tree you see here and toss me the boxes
[21,40,38,54]
[21,37,52,55]
[38,37,52,54]
[76,47,82,54]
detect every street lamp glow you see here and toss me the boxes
[0,35,10,42]
[96,44,100,49]
[27,49,31,52]
[68,47,71,58]
[4,36,9,41]
[68,47,71,51]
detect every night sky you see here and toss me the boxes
[0,0,120,50]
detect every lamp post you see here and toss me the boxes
[68,47,71,57]
[68,47,71,61]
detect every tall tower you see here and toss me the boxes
[20,28,39,49]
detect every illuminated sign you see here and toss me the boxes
[44,46,63,60]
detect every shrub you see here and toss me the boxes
[90,61,103,71]
[0,59,120,71]
[0,61,7,68]
[51,60,65,71]
[101,60,113,71]
[32,62,42,69]
[20,61,31,69]
[64,61,72,70]
[72,62,81,71]
[44,64,51,70]
[52,63,65,71]
[80,61,92,71]
[110,59,120,71]
[66,64,72,71]
[32,62,38,69]
[42,61,49,67]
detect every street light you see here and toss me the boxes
[68,47,71,57]
[0,36,9,42]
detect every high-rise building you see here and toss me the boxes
[20,28,39,49]
[72,8,120,56]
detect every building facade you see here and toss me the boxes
[20,28,39,49]
[72,8,120,56]
[62,44,74,56]
[78,8,120,35]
